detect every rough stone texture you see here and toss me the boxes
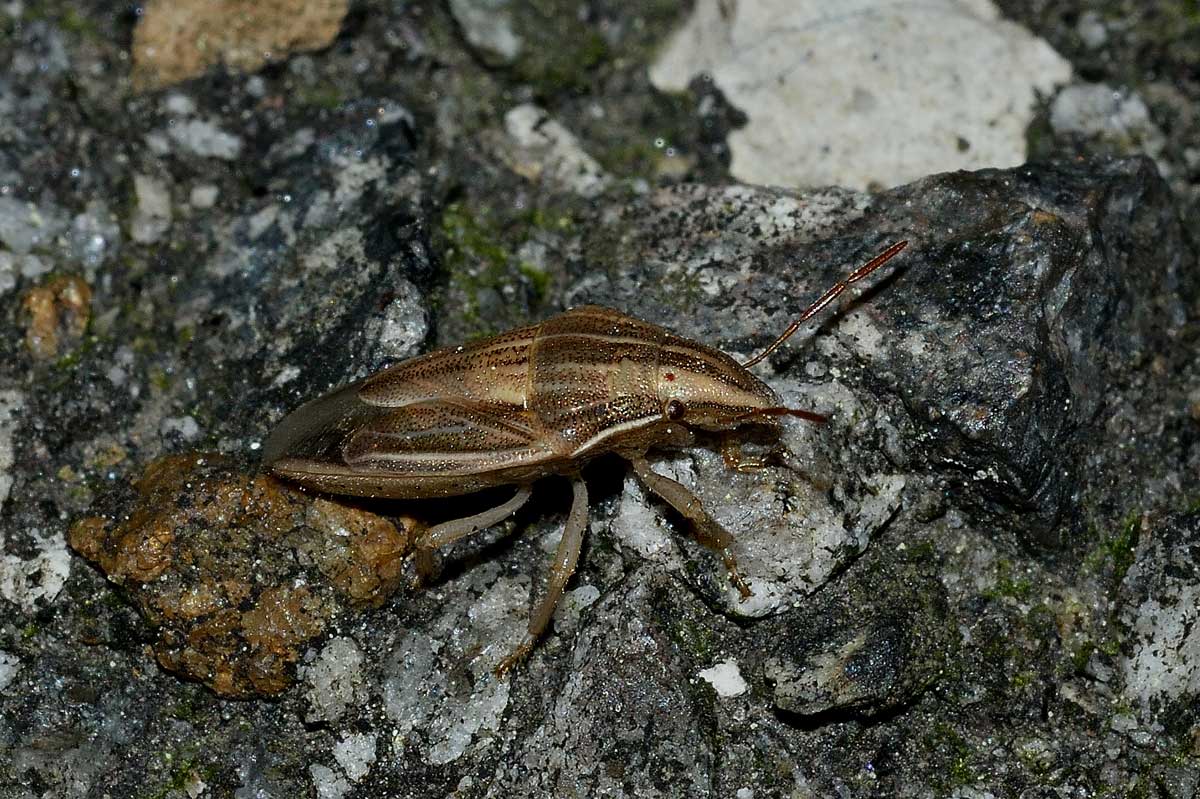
[754,559,955,717]
[131,0,350,89]
[569,158,1189,542]
[20,274,90,360]
[1005,0,1200,235]
[1119,513,1200,716]
[449,0,523,64]
[650,0,1074,189]
[1,2,1198,798]
[497,104,612,198]
[69,453,410,696]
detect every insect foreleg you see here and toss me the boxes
[720,439,771,472]
[627,455,753,600]
[496,477,589,676]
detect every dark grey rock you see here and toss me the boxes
[484,572,720,796]
[755,562,954,717]
[570,158,1191,546]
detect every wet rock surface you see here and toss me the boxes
[1,2,1198,797]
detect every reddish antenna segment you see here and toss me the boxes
[741,240,908,369]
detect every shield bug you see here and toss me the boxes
[263,240,907,673]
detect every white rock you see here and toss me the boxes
[160,415,201,441]
[332,732,377,783]
[0,650,21,692]
[1123,587,1200,707]
[1076,11,1108,49]
[106,366,127,391]
[271,365,302,388]
[0,196,66,254]
[1050,83,1165,169]
[18,253,48,279]
[426,679,510,766]
[367,278,429,361]
[699,659,749,697]
[164,92,196,116]
[449,0,522,62]
[189,184,219,209]
[0,390,24,507]
[503,104,610,198]
[614,439,901,618]
[302,637,367,723]
[464,574,529,674]
[610,472,682,565]
[0,528,71,612]
[650,0,1072,189]
[246,205,278,240]
[168,118,244,160]
[131,174,173,244]
[67,202,121,272]
[552,583,601,627]
[382,631,439,733]
[0,251,15,296]
[309,764,351,799]
[144,131,172,155]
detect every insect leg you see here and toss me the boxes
[419,485,534,549]
[412,486,534,583]
[496,477,588,676]
[628,455,753,600]
[720,439,769,472]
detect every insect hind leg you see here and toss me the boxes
[496,477,589,676]
[413,486,534,582]
[628,455,753,600]
[419,485,534,548]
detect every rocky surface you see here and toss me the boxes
[650,0,1074,189]
[69,453,411,697]
[131,0,350,90]
[0,2,1197,798]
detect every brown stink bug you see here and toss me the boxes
[263,240,907,672]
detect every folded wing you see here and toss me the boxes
[342,398,555,476]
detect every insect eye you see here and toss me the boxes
[665,399,686,420]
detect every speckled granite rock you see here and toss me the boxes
[1,2,1198,798]
[9,155,1190,797]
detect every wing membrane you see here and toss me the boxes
[343,399,555,476]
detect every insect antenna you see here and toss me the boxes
[741,240,908,369]
[736,406,827,424]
